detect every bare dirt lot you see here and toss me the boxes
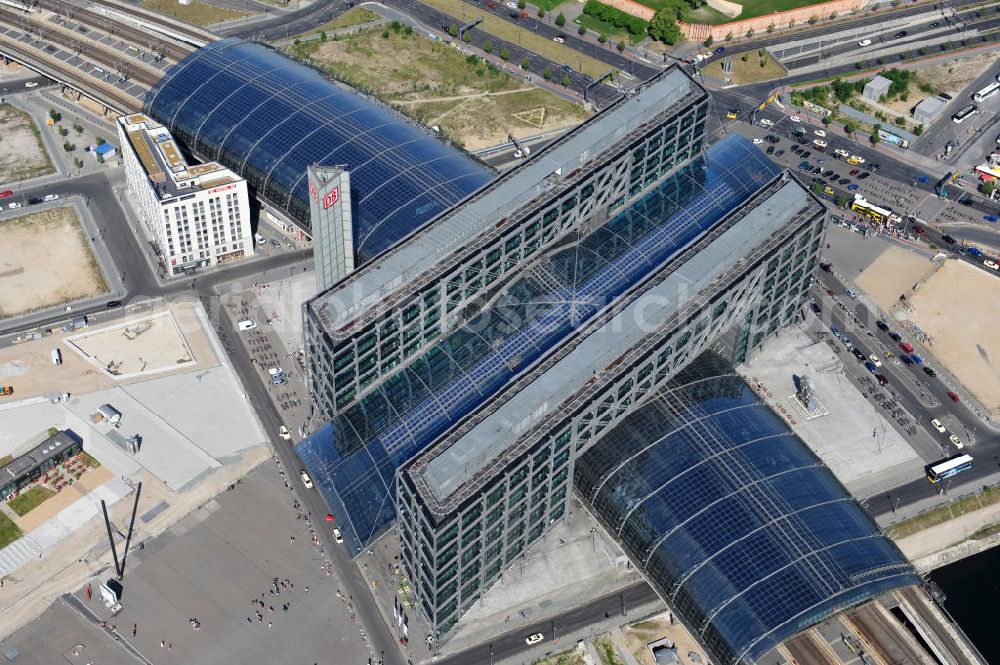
[855,245,938,313]
[907,260,1000,414]
[292,26,590,150]
[0,206,107,318]
[67,311,196,378]
[0,103,54,183]
[913,51,1000,99]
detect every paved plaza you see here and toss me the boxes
[0,462,374,665]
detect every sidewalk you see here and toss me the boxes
[897,497,1000,570]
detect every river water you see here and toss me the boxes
[929,545,1000,663]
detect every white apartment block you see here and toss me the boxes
[117,113,253,276]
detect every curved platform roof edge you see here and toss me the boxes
[144,38,495,262]
[575,351,919,665]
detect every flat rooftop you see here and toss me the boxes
[412,174,826,514]
[308,67,706,335]
[118,113,241,201]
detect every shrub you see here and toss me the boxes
[617,41,625,51]
[914,123,924,136]
[703,35,713,47]
[543,67,553,80]
[537,6,544,17]
[484,40,493,53]
[521,57,530,70]
[584,0,648,37]
[320,30,327,41]
[561,73,570,86]
[555,12,565,26]
[448,23,458,37]
[461,31,470,42]
[598,33,607,44]
[500,47,509,60]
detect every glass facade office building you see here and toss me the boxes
[299,69,710,552]
[144,38,494,259]
[397,161,829,639]
[574,353,919,664]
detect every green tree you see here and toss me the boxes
[578,24,587,35]
[500,47,510,60]
[894,115,906,127]
[48,109,61,122]
[767,23,774,33]
[836,194,849,208]
[543,66,553,80]
[870,124,881,144]
[462,31,471,42]
[58,126,68,137]
[484,40,493,53]
[844,121,857,135]
[320,30,327,41]
[746,28,754,37]
[63,142,75,152]
[95,136,105,145]
[381,29,390,38]
[913,123,924,136]
[617,40,626,51]
[561,73,570,86]
[555,12,565,26]
[703,35,713,47]
[821,115,831,125]
[810,182,823,194]
[521,57,530,70]
[648,9,682,45]
[537,6,544,17]
[983,181,996,196]
[517,0,525,7]
[598,33,607,44]
[448,23,458,37]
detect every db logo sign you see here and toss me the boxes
[308,181,318,201]
[323,187,340,210]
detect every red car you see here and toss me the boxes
[849,169,859,176]
[0,190,12,198]
[912,224,925,235]
[947,391,960,403]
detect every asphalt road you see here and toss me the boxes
[223,0,352,39]
[814,268,1000,522]
[435,582,658,665]
[707,92,1000,219]
[699,0,987,65]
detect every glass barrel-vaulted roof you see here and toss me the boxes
[297,136,782,553]
[575,352,919,665]
[144,38,494,261]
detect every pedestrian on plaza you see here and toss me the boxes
[132,624,137,637]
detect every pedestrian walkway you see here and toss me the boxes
[0,536,43,579]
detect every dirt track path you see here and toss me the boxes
[393,86,535,105]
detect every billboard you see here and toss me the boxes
[308,166,354,293]
[877,129,910,149]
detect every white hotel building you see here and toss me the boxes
[117,113,253,276]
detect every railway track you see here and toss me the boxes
[35,0,195,61]
[83,0,214,46]
[0,31,141,111]
[0,5,163,87]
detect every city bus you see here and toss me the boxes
[952,104,978,124]
[849,193,892,224]
[973,82,1000,103]
[927,454,974,483]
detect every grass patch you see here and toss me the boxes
[703,50,786,84]
[533,0,570,10]
[141,0,253,26]
[533,647,588,665]
[81,452,101,469]
[575,16,644,45]
[0,103,54,182]
[730,0,833,21]
[0,455,12,467]
[683,4,732,24]
[885,486,1000,540]
[417,0,608,78]
[595,639,624,665]
[970,522,1000,540]
[290,26,589,149]
[0,513,22,551]
[8,486,56,517]
[311,6,381,33]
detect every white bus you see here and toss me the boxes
[973,82,1000,103]
[952,104,978,124]
[927,454,974,483]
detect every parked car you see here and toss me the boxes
[876,374,889,386]
[333,527,344,543]
[279,425,291,440]
[947,391,960,402]
[300,470,313,488]
[43,193,59,202]
[864,360,877,373]
[525,633,545,645]
[941,234,956,244]
[0,190,11,198]
[923,366,937,377]
[894,30,908,38]
[868,354,882,367]
[930,418,946,433]
[858,172,870,179]
[552,35,565,43]
[948,434,963,449]
[858,39,872,46]
[900,354,913,365]
[875,320,888,330]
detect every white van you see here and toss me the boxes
[238,320,257,331]
[51,347,62,365]
[255,233,265,245]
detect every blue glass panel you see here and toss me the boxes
[145,38,494,261]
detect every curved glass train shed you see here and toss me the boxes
[144,38,494,261]
[575,352,919,665]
